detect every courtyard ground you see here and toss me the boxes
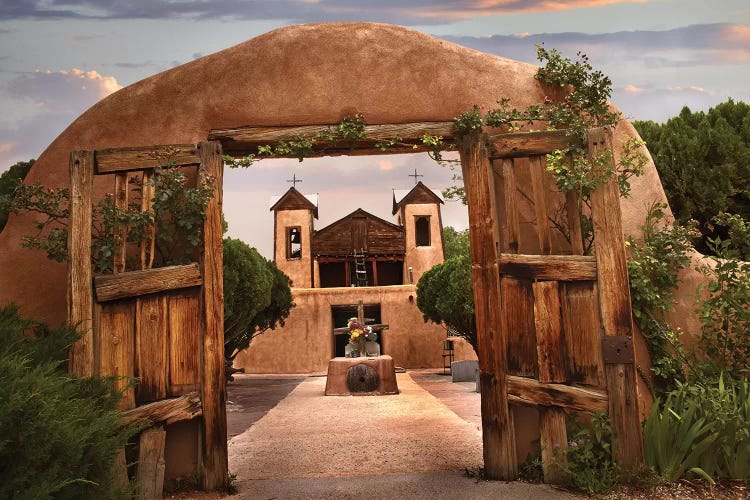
[223,369,572,500]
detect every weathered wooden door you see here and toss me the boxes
[67,142,227,492]
[459,127,643,481]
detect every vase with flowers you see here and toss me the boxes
[346,317,378,357]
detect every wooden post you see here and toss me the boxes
[501,159,520,254]
[588,127,644,471]
[529,156,552,255]
[459,133,517,480]
[140,169,156,270]
[197,141,228,490]
[114,172,129,273]
[68,150,95,377]
[532,281,568,483]
[136,425,167,500]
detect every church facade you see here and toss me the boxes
[233,182,477,373]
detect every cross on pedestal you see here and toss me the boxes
[287,173,302,188]
[333,299,389,336]
[408,168,423,185]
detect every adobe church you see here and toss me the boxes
[233,181,477,373]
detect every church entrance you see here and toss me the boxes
[331,303,382,357]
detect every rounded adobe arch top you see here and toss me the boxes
[0,22,669,325]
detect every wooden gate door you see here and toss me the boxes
[459,127,644,481]
[66,142,227,492]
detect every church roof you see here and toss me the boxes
[392,181,445,215]
[313,208,405,256]
[269,187,319,218]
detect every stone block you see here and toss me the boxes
[451,359,479,382]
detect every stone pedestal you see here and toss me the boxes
[324,355,399,396]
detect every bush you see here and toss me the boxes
[0,304,136,499]
[564,413,620,494]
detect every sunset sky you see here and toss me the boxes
[1,1,749,257]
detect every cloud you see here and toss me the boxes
[0,0,649,23]
[0,68,121,165]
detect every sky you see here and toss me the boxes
[1,0,749,258]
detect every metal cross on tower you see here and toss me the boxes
[287,173,302,188]
[408,168,424,185]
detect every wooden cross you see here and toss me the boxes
[287,173,302,188]
[333,300,389,335]
[408,168,423,185]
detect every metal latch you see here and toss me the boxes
[602,335,634,364]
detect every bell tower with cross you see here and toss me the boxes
[269,173,318,288]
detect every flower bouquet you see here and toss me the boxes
[346,317,377,357]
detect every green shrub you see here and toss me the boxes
[564,413,620,494]
[0,304,136,499]
[644,375,750,482]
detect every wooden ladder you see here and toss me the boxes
[353,249,368,287]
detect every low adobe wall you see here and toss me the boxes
[233,284,476,374]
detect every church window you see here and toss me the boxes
[415,216,431,247]
[287,226,302,259]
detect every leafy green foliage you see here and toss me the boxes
[0,159,34,231]
[697,221,750,378]
[416,255,476,352]
[644,375,750,482]
[452,105,484,137]
[627,203,699,390]
[7,166,213,272]
[633,99,750,258]
[564,413,620,494]
[442,226,470,260]
[0,303,137,499]
[223,238,293,364]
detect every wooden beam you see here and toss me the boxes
[529,156,552,254]
[120,392,202,427]
[113,172,128,274]
[459,132,517,480]
[209,121,454,157]
[197,141,228,491]
[68,150,95,377]
[136,425,166,500]
[488,129,581,159]
[498,254,597,281]
[501,159,520,253]
[506,375,608,412]
[95,144,199,174]
[94,263,202,302]
[588,127,644,471]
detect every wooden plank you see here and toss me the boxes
[135,295,168,404]
[99,300,136,409]
[566,190,584,256]
[113,172,128,273]
[140,170,156,270]
[95,144,199,174]
[488,129,582,159]
[498,254,597,281]
[502,159,521,253]
[210,121,455,157]
[136,425,166,500]
[197,141,228,491]
[507,375,608,412]
[120,392,202,427]
[562,282,605,386]
[588,127,643,470]
[459,133,517,480]
[501,277,538,377]
[529,156,552,254]
[167,294,201,395]
[94,263,202,302]
[540,408,568,483]
[68,150,95,377]
[533,281,567,383]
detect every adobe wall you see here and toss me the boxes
[233,284,476,373]
[0,22,688,333]
[403,203,445,284]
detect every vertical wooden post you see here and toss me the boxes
[588,127,644,471]
[68,150,95,377]
[113,172,129,273]
[459,133,517,480]
[136,425,167,500]
[501,159,520,254]
[197,141,228,490]
[532,281,568,483]
[140,169,156,270]
[529,156,552,255]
